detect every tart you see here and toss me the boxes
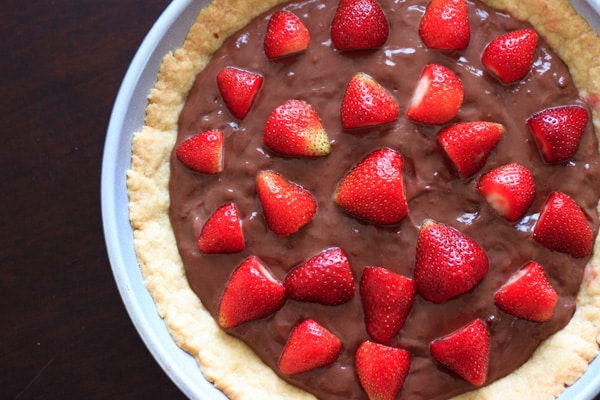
[127,0,600,399]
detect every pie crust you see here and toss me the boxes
[126,0,600,398]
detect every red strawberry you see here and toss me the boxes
[218,256,286,329]
[494,261,558,322]
[334,148,408,225]
[414,220,488,303]
[284,247,355,306]
[331,0,389,51]
[197,203,245,254]
[256,170,317,237]
[175,129,224,174]
[430,319,489,386]
[419,0,470,51]
[438,121,504,178]
[264,10,310,59]
[481,29,538,84]
[263,99,331,157]
[355,341,410,400]
[526,105,589,163]
[279,319,342,375]
[216,67,263,120]
[360,267,416,343]
[407,64,464,125]
[341,72,399,129]
[533,191,593,258]
[477,163,535,222]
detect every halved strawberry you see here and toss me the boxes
[283,247,355,306]
[175,129,224,174]
[334,148,408,225]
[197,203,245,254]
[218,256,286,329]
[256,170,317,237]
[418,0,470,51]
[356,341,410,400]
[279,319,342,375]
[533,191,593,258]
[494,261,558,322]
[331,0,389,51]
[526,105,589,163]
[360,266,416,343]
[481,29,538,84]
[341,72,399,129]
[430,319,490,386]
[216,67,263,120]
[438,121,504,178]
[263,99,331,157]
[407,64,464,125]
[477,163,535,222]
[414,220,488,303]
[264,10,310,59]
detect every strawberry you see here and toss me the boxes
[331,0,389,51]
[334,148,408,225]
[279,319,342,375]
[360,266,416,343]
[263,99,331,157]
[407,64,464,125]
[340,72,399,129]
[256,170,317,237]
[355,341,410,400]
[418,0,470,51]
[197,203,245,254]
[264,10,310,59]
[494,261,558,322]
[218,256,286,329]
[283,247,355,306]
[216,67,263,120]
[438,121,504,178]
[175,129,224,174]
[481,29,538,84]
[526,105,589,163]
[414,220,488,303]
[477,163,535,222]
[533,191,593,258]
[430,319,489,386]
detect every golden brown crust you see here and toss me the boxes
[127,0,600,398]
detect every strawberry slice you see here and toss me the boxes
[197,203,245,254]
[341,72,399,129]
[263,99,331,157]
[494,261,558,322]
[218,256,286,329]
[430,319,490,386]
[414,220,488,303]
[279,319,342,375]
[175,129,224,174]
[533,191,593,258]
[334,148,408,225]
[256,170,317,237]
[418,0,470,51]
[264,10,310,59]
[216,67,263,120]
[331,0,389,51]
[283,247,355,306]
[481,29,538,84]
[355,341,410,400]
[438,121,504,178]
[407,64,464,125]
[360,266,416,343]
[477,163,535,222]
[526,105,589,163]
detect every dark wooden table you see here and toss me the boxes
[2,1,600,399]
